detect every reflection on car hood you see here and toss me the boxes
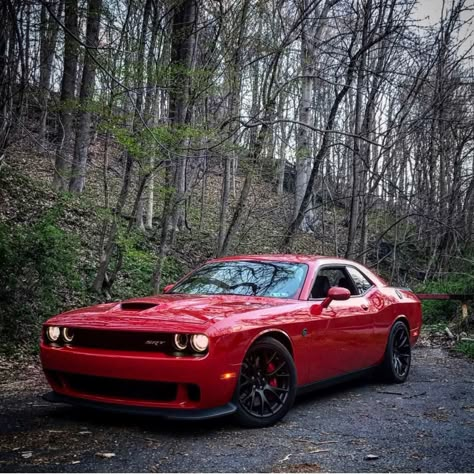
[47,294,294,330]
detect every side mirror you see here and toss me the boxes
[327,286,351,301]
[163,283,175,293]
[310,286,351,315]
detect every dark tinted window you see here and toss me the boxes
[310,267,360,299]
[311,267,358,298]
[346,267,372,294]
[171,261,308,299]
[317,268,346,287]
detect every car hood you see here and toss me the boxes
[46,294,294,331]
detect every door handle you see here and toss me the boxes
[361,304,369,311]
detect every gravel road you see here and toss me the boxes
[1,345,473,473]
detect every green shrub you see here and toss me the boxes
[454,340,474,359]
[113,230,184,299]
[416,272,474,324]
[0,207,80,351]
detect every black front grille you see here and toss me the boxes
[73,329,173,352]
[61,372,178,401]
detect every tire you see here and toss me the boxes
[233,337,297,428]
[380,321,411,383]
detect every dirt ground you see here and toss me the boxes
[1,344,473,473]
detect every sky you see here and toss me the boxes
[415,0,474,52]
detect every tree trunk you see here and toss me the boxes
[69,0,102,193]
[53,0,79,190]
[293,0,333,229]
[39,0,63,144]
[92,0,153,292]
[152,0,196,293]
[345,0,371,259]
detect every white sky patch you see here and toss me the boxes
[415,0,474,53]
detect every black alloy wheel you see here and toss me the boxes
[381,320,411,383]
[233,337,296,428]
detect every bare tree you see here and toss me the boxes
[69,0,103,193]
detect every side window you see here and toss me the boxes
[346,267,372,295]
[310,267,351,299]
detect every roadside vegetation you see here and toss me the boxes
[1,0,473,353]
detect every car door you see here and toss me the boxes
[308,265,377,381]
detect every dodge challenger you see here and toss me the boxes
[41,254,422,427]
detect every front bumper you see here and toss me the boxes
[40,342,239,411]
[43,391,236,420]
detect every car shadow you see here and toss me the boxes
[294,372,377,408]
[46,403,236,435]
[44,376,378,435]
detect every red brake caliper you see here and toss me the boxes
[267,362,277,387]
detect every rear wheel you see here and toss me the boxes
[233,337,296,428]
[380,321,411,383]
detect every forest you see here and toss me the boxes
[0,0,473,351]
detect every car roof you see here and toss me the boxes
[209,254,352,264]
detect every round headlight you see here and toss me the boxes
[190,334,209,353]
[46,326,60,342]
[173,333,189,351]
[63,327,74,343]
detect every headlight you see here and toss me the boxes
[46,326,60,342]
[190,334,209,353]
[173,333,189,351]
[62,327,74,343]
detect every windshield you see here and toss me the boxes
[170,261,308,299]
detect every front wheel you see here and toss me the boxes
[233,337,296,428]
[380,321,411,383]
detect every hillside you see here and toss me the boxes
[0,132,470,354]
[1,0,474,355]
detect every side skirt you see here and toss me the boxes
[296,366,377,396]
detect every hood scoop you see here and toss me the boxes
[120,302,159,311]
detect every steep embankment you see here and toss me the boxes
[0,135,436,351]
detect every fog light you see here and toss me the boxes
[63,327,74,343]
[190,334,209,353]
[46,326,60,343]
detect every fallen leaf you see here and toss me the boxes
[365,454,379,461]
[307,449,330,454]
[96,452,115,459]
[279,454,292,463]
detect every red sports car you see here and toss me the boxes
[41,255,422,427]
